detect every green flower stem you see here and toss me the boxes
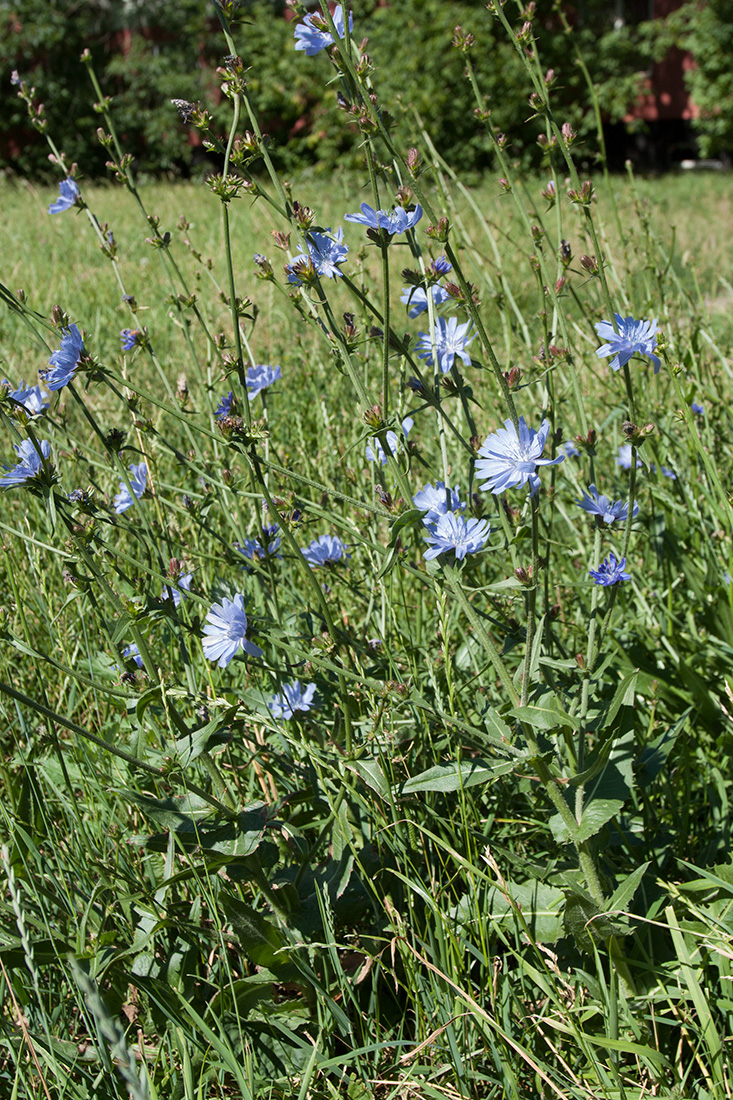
[520,496,541,708]
[441,564,518,706]
[380,240,391,418]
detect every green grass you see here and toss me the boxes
[3,41,733,1100]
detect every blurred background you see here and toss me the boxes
[2,0,731,182]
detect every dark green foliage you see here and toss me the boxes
[0,0,708,180]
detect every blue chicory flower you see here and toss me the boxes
[246,364,282,398]
[430,254,452,276]
[48,178,80,215]
[575,484,639,524]
[120,328,144,351]
[589,553,631,587]
[400,284,451,319]
[616,444,643,470]
[236,524,282,562]
[561,441,580,458]
[412,481,466,523]
[2,379,49,417]
[123,643,144,669]
[423,512,490,561]
[294,3,352,54]
[302,534,350,567]
[344,203,423,237]
[416,316,476,373]
[163,572,193,608]
[286,228,349,284]
[365,417,413,466]
[268,680,317,719]
[215,391,235,419]
[41,324,85,391]
[114,462,147,514]
[202,593,263,668]
[476,417,563,497]
[691,401,704,415]
[0,439,51,489]
[595,313,661,374]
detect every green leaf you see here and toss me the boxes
[482,879,565,943]
[347,757,390,799]
[550,797,624,844]
[608,861,650,913]
[511,695,578,732]
[402,757,514,795]
[636,708,690,787]
[222,896,290,971]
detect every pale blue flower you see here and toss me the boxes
[163,572,193,608]
[365,417,413,466]
[215,391,235,419]
[294,3,352,54]
[246,364,282,397]
[589,553,631,586]
[616,444,642,470]
[2,379,48,417]
[286,228,348,284]
[236,524,282,562]
[691,400,704,416]
[302,534,349,567]
[423,512,490,561]
[0,439,51,488]
[202,593,263,668]
[413,481,465,523]
[400,284,451,318]
[41,324,85,391]
[416,317,476,373]
[123,643,144,669]
[268,681,317,719]
[561,441,580,458]
[476,417,563,497]
[114,462,147,514]
[575,484,639,524]
[595,313,660,373]
[344,203,423,237]
[48,178,80,214]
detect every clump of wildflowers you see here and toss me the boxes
[268,681,317,719]
[595,313,661,374]
[202,593,263,668]
[476,417,563,497]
